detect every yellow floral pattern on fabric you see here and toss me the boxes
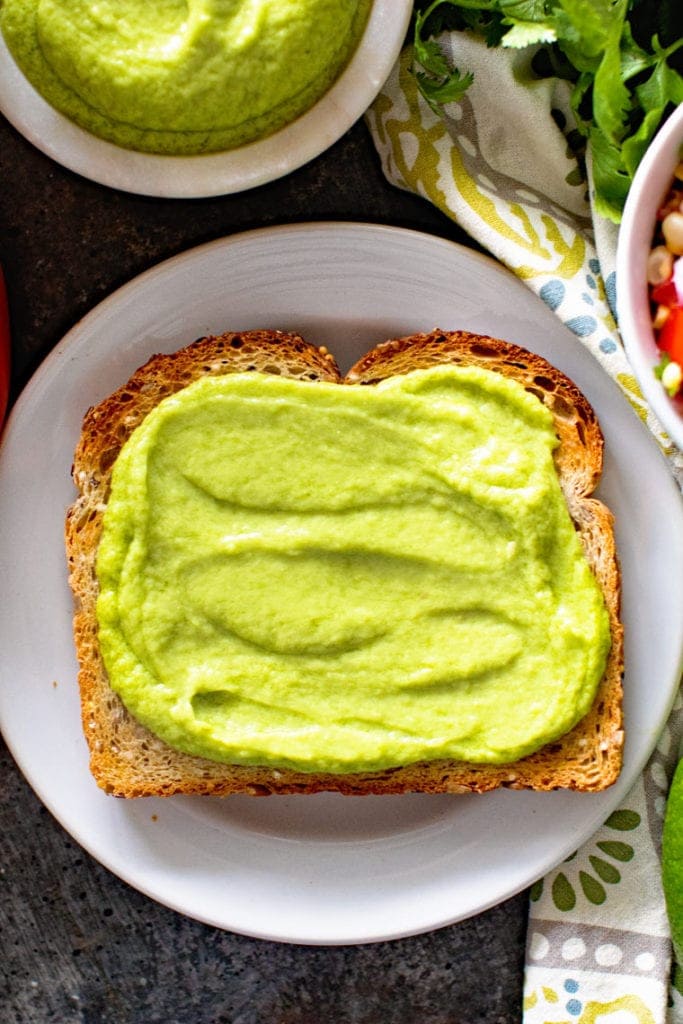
[579,995,656,1023]
[525,983,658,1024]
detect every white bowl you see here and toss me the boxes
[0,0,412,198]
[616,103,683,448]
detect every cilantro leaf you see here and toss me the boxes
[588,125,632,222]
[414,31,453,80]
[412,2,477,112]
[621,105,668,178]
[497,0,549,21]
[501,21,557,48]
[592,31,631,144]
[415,68,475,109]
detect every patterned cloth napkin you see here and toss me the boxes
[365,32,683,1024]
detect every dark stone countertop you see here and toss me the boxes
[0,112,527,1024]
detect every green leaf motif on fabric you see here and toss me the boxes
[552,871,576,911]
[531,811,639,911]
[589,854,621,884]
[605,809,641,831]
[529,878,544,902]
[565,166,584,187]
[596,840,634,862]
[579,869,607,904]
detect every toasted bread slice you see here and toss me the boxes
[65,328,623,797]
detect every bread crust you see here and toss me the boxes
[65,328,623,797]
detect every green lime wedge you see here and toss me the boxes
[663,757,683,966]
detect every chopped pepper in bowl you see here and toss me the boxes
[648,165,683,400]
[617,103,683,450]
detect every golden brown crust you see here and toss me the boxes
[65,328,623,797]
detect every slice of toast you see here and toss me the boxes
[65,328,623,797]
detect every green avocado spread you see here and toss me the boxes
[95,366,611,773]
[0,0,371,154]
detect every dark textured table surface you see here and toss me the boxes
[0,111,527,1024]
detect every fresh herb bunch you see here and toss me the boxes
[412,0,683,222]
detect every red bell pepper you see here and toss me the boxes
[658,305,683,366]
[0,267,9,426]
[651,278,679,307]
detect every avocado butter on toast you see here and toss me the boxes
[65,329,623,797]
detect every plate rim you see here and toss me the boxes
[2,221,683,944]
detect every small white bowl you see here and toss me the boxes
[0,0,412,198]
[616,103,683,448]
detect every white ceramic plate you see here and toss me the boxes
[1,223,682,945]
[0,2,411,198]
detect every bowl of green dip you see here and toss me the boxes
[0,0,411,196]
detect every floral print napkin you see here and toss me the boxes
[365,31,683,1023]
